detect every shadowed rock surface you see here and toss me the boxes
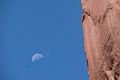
[81,0,120,80]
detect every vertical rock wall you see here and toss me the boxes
[81,0,120,80]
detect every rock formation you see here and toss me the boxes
[81,0,120,80]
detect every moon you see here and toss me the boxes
[32,53,44,62]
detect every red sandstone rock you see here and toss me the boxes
[81,0,120,80]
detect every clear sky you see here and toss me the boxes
[0,0,88,80]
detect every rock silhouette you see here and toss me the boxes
[81,0,120,80]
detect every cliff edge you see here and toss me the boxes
[81,0,120,80]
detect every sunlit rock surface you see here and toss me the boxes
[81,0,120,80]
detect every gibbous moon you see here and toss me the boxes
[32,53,44,62]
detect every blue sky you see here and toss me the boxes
[0,0,88,80]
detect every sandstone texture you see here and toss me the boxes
[81,0,120,80]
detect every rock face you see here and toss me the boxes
[81,0,120,80]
